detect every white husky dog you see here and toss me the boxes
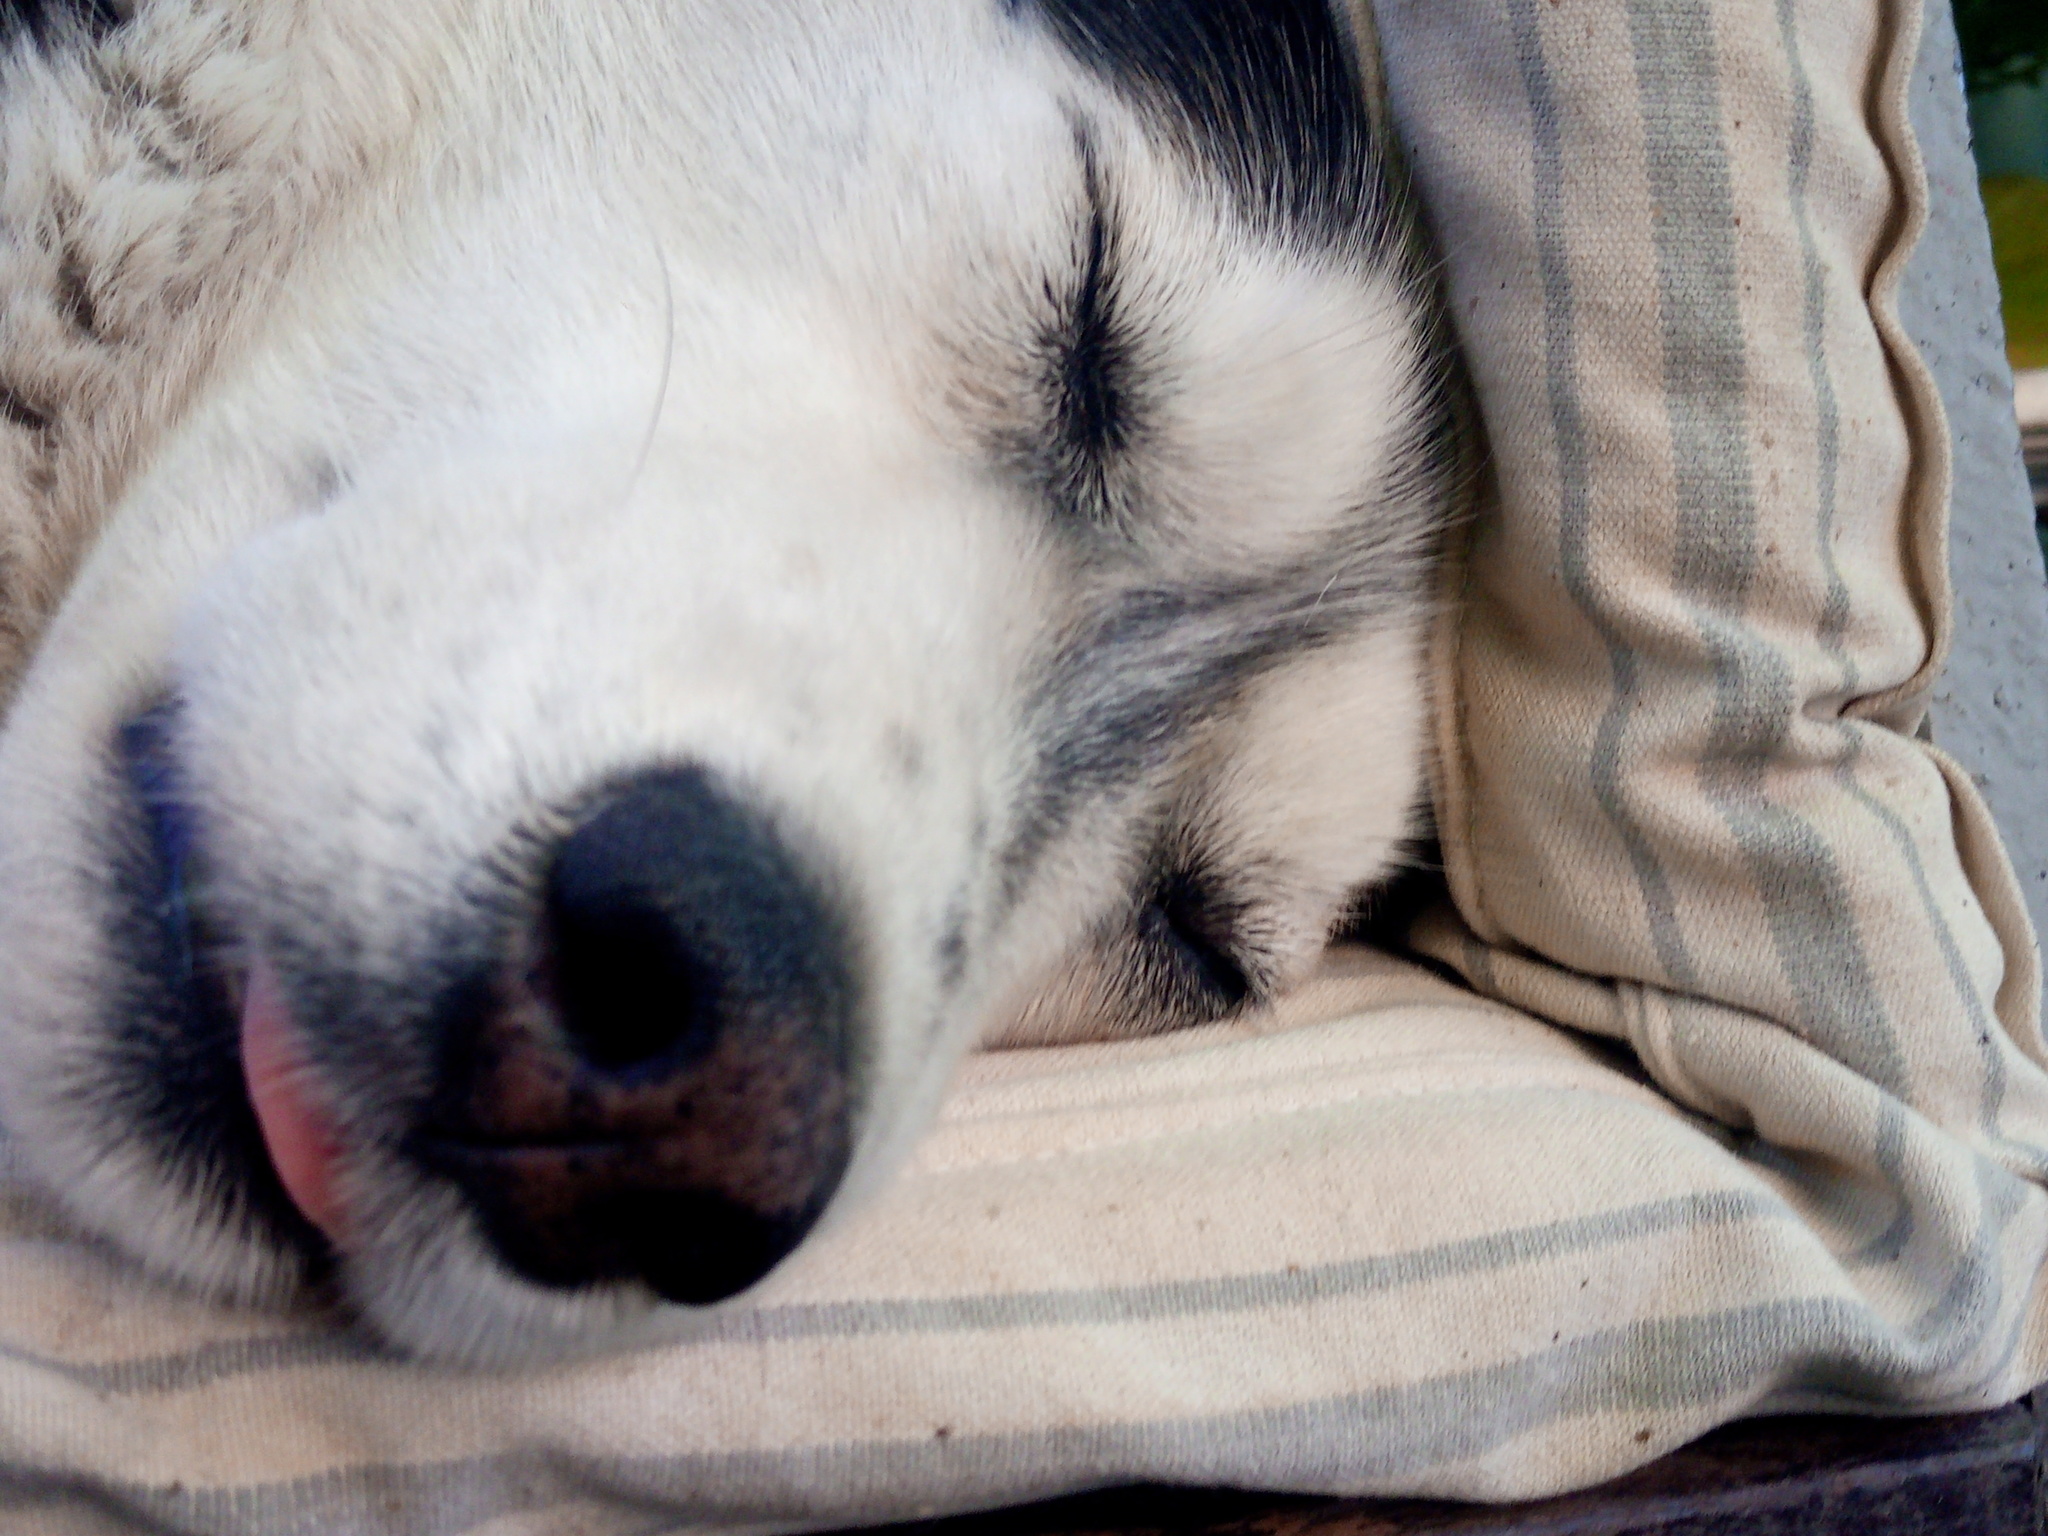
[0,0,1456,1360]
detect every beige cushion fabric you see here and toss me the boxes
[6,0,2047,1531]
[0,947,2019,1535]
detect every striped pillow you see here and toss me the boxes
[1388,0,2048,1447]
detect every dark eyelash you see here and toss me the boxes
[1055,199,1128,462]
[1037,130,1146,529]
[1137,870,1252,1013]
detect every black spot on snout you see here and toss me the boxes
[936,891,970,991]
[302,455,349,510]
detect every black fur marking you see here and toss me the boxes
[54,245,101,339]
[97,699,331,1274]
[996,549,1423,905]
[1014,0,1385,248]
[1,0,124,48]
[1039,136,1146,526]
[986,126,1155,533]
[936,892,970,991]
[0,384,50,434]
[1138,866,1252,1012]
[303,455,349,510]
[1063,195,1123,461]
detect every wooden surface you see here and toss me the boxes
[873,1403,2043,1535]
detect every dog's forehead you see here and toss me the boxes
[578,0,1382,292]
[725,0,1382,265]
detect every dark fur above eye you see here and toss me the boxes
[1037,154,1146,529]
[1,0,126,49]
[1055,202,1128,471]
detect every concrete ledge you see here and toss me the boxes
[1903,2,2048,955]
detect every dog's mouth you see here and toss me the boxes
[112,698,338,1277]
[122,706,351,1241]
[239,959,355,1246]
[112,705,858,1309]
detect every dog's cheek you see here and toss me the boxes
[979,927,1125,1048]
[1190,622,1431,977]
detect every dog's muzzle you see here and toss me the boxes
[411,766,856,1303]
[127,718,858,1307]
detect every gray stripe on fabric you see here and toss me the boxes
[1848,1099,1914,1266]
[1940,1161,2047,1395]
[1624,0,1905,1096]
[1773,0,2033,1176]
[1507,0,1699,993]
[1773,0,1850,660]
[14,1297,1944,1536]
[1838,742,2048,1175]
[1743,1101,1912,1268]
[692,1189,1774,1345]
[1902,1152,2027,1358]
[0,1332,379,1398]
[1768,5,2044,1348]
[0,1191,1780,1395]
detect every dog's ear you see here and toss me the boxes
[1,0,127,48]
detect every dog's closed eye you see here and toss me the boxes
[1137,869,1252,1016]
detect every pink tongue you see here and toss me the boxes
[241,960,350,1244]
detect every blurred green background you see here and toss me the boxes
[1963,0,2048,371]
[1963,0,2047,546]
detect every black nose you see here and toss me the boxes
[545,766,831,1073]
[419,766,856,1304]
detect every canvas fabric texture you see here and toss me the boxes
[5,0,2046,1532]
[1384,0,2048,1437]
[2,947,2025,1536]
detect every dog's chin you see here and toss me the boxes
[234,959,700,1362]
[341,1199,687,1364]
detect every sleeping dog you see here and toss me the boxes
[0,0,1457,1360]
